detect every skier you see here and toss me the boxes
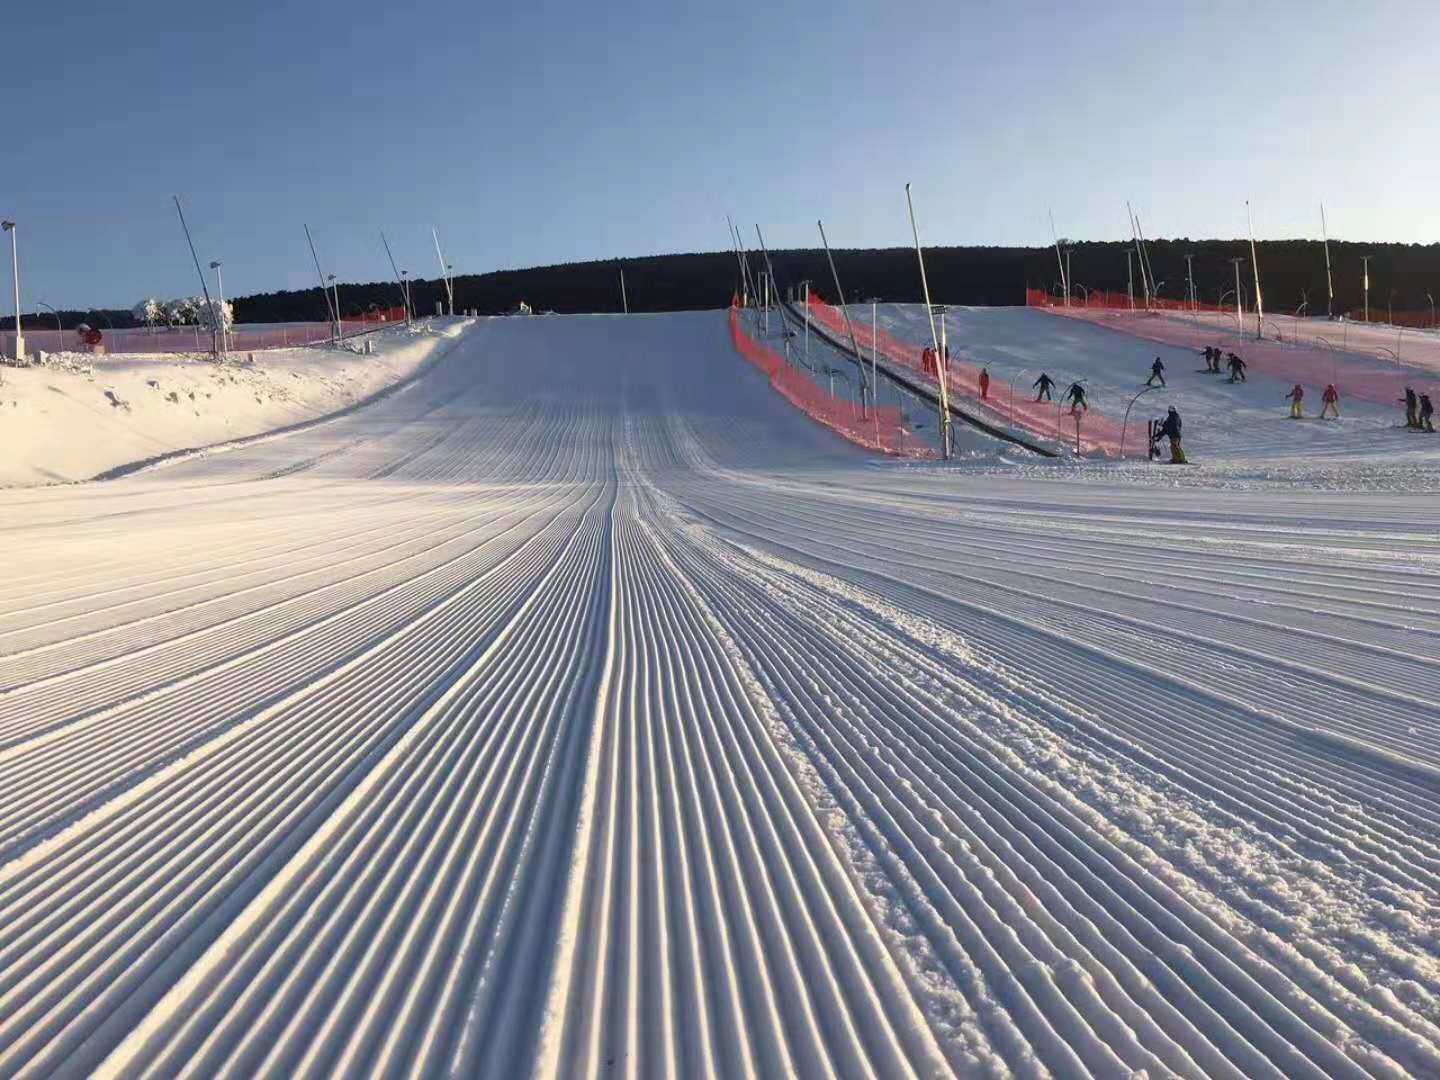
[1401,386,1419,428]
[1210,346,1223,373]
[1064,381,1088,414]
[1321,383,1340,419]
[1421,393,1436,433]
[920,346,934,377]
[1034,372,1055,401]
[1286,384,1305,419]
[1155,406,1186,464]
[1226,353,1247,383]
[1146,357,1166,387]
[978,367,991,401]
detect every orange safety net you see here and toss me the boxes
[806,297,1141,457]
[729,306,933,459]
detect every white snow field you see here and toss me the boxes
[0,318,469,487]
[2,310,1439,1078]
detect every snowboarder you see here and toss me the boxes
[1286,384,1305,419]
[1226,353,1247,383]
[1146,357,1166,387]
[1421,393,1436,433]
[1401,386,1419,428]
[1155,406,1186,463]
[1321,383,1340,419]
[1034,373,1055,401]
[1064,382,1088,414]
[978,367,991,400]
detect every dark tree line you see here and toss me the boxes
[18,239,1440,330]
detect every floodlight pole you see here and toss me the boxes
[1126,250,1134,310]
[1246,200,1264,338]
[813,220,871,417]
[1228,257,1245,332]
[328,274,341,340]
[380,230,411,326]
[905,183,952,459]
[1321,203,1334,318]
[619,266,628,314]
[1,221,22,361]
[866,296,882,410]
[304,223,337,343]
[1049,209,1068,307]
[432,228,454,315]
[210,260,227,358]
[1361,255,1372,323]
[1184,253,1196,312]
[174,197,218,359]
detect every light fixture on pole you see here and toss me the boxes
[209,260,228,358]
[1,221,22,362]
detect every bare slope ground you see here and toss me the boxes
[1,312,1437,1078]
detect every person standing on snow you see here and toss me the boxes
[1286,384,1305,418]
[979,367,991,400]
[1034,372,1055,401]
[1226,353,1247,383]
[1401,386,1419,428]
[1064,381,1088,414]
[1321,383,1340,419]
[1155,406,1186,463]
[1146,357,1166,387]
[1421,393,1436,432]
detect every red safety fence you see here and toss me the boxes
[1027,287,1237,316]
[806,296,1141,457]
[9,309,410,357]
[729,306,933,459]
[1041,306,1440,408]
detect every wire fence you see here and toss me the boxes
[5,307,409,357]
[730,305,932,458]
[809,297,1139,457]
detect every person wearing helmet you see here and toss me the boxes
[1033,372,1055,401]
[1286,384,1305,419]
[1064,381,1088,414]
[978,367,991,400]
[1321,383,1340,420]
[1146,357,1165,387]
[1421,393,1436,433]
[1155,407,1186,463]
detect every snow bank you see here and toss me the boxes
[0,318,472,487]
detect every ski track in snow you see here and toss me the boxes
[0,311,1437,1078]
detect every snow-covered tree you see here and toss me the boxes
[166,297,199,326]
[195,297,234,333]
[132,297,164,329]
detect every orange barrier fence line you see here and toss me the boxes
[729,306,934,459]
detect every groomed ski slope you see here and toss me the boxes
[1,311,1438,1078]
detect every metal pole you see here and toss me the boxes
[2,222,23,361]
[1229,257,1244,332]
[619,266,628,314]
[304,224,337,343]
[1362,255,1371,323]
[1127,250,1134,310]
[329,275,341,339]
[814,221,871,418]
[209,261,227,359]
[174,197,218,359]
[380,230,410,326]
[1321,203,1334,318]
[803,281,810,365]
[1246,200,1264,338]
[868,297,881,412]
[432,228,453,316]
[1049,210,1068,307]
[1185,253,1196,311]
[904,183,951,459]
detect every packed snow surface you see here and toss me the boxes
[1,310,1438,1078]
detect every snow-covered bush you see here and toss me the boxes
[166,297,199,326]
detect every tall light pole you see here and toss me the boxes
[1321,203,1335,318]
[866,297,882,409]
[1126,249,1134,310]
[380,230,410,327]
[1184,253,1196,312]
[1428,292,1435,330]
[1245,200,1264,339]
[3,221,24,361]
[328,274,342,339]
[401,270,412,322]
[1361,255,1372,323]
[905,183,952,459]
[209,260,227,358]
[1228,257,1245,334]
[431,228,454,316]
[619,266,628,314]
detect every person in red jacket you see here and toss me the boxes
[979,367,991,400]
[1321,383,1340,420]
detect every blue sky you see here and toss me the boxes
[8,0,1437,307]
